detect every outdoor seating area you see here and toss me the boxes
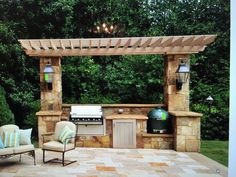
[0,147,227,177]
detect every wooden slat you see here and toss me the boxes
[193,36,205,45]
[150,38,162,47]
[141,38,152,48]
[203,35,217,45]
[19,40,32,50]
[29,40,40,50]
[115,39,121,49]
[171,37,184,46]
[79,40,82,49]
[106,39,111,49]
[69,40,74,49]
[132,38,142,48]
[159,37,174,47]
[89,40,91,49]
[39,40,49,50]
[124,39,131,48]
[98,39,101,48]
[60,40,65,50]
[50,40,57,50]
[182,36,195,46]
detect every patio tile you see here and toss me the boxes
[96,166,117,172]
[0,148,227,177]
[150,162,168,167]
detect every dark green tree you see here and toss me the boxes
[0,86,14,125]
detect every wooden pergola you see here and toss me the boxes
[19,35,217,150]
[19,35,216,57]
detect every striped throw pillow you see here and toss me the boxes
[59,126,75,144]
[3,132,20,147]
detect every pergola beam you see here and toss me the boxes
[25,46,205,57]
[19,35,217,57]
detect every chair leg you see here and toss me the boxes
[62,152,65,166]
[43,150,45,163]
[19,154,21,162]
[32,150,36,165]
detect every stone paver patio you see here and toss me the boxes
[0,148,227,177]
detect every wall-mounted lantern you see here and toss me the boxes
[176,60,190,90]
[43,63,54,90]
[206,95,214,114]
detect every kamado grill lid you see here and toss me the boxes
[147,107,169,120]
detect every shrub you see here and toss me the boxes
[0,86,15,125]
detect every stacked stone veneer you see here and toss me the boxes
[170,111,202,152]
[60,104,174,149]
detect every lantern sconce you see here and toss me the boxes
[176,59,190,90]
[43,62,54,90]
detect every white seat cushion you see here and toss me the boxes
[13,144,34,154]
[0,147,14,156]
[43,141,74,152]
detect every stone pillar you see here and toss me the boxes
[39,57,62,111]
[169,111,202,152]
[36,111,62,147]
[36,57,62,147]
[164,55,189,111]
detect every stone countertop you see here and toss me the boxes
[36,111,62,116]
[105,114,148,120]
[168,111,202,117]
[62,103,165,108]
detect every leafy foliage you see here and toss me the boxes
[0,86,14,125]
[0,0,229,140]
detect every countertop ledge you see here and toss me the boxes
[169,111,202,117]
[105,114,148,120]
[36,111,62,116]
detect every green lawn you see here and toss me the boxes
[201,140,228,166]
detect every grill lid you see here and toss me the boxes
[147,107,169,120]
[70,105,102,117]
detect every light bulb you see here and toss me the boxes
[110,25,114,30]
[102,23,106,28]
[105,27,108,32]
[97,26,100,30]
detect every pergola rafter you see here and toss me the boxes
[18,35,216,57]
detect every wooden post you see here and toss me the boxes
[164,54,190,111]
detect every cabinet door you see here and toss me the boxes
[113,120,136,148]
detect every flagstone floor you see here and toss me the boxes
[0,148,227,177]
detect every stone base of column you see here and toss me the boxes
[36,111,62,148]
[169,111,202,152]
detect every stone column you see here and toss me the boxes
[169,111,202,152]
[39,57,62,111]
[164,55,189,111]
[36,57,62,147]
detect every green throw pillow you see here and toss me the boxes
[59,125,75,144]
[20,128,32,145]
[3,131,20,147]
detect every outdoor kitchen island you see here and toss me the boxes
[60,104,175,150]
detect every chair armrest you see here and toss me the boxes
[63,136,77,151]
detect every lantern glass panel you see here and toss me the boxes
[44,73,53,83]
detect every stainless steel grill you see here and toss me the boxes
[70,105,103,125]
